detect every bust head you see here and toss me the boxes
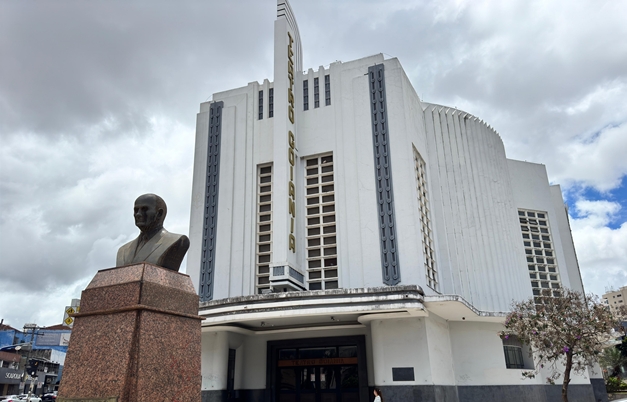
[133,193,167,233]
[117,193,189,271]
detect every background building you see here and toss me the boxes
[0,323,23,396]
[0,323,71,396]
[603,285,627,315]
[187,1,602,401]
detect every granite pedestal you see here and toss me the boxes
[58,263,202,402]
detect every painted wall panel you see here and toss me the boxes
[370,318,432,386]
[201,331,229,391]
[425,314,456,385]
[449,321,541,386]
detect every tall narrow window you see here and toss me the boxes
[256,164,273,293]
[305,154,338,290]
[502,335,533,369]
[258,90,263,120]
[303,80,309,111]
[518,209,561,302]
[226,349,236,399]
[269,88,274,118]
[413,147,437,290]
[324,74,331,106]
[503,336,524,369]
[314,77,320,108]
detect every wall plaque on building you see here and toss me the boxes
[392,367,415,381]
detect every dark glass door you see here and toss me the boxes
[278,367,297,402]
[319,366,336,402]
[300,367,317,402]
[270,337,368,402]
[277,365,358,402]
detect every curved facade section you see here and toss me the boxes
[422,103,531,312]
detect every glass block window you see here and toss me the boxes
[305,154,338,290]
[303,79,309,111]
[413,148,437,290]
[256,164,273,293]
[324,74,331,106]
[258,90,263,120]
[518,209,561,300]
[268,88,274,118]
[314,77,320,108]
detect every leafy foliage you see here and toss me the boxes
[617,337,627,359]
[499,288,619,402]
[599,346,627,377]
[606,376,627,392]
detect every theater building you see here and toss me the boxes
[187,1,604,401]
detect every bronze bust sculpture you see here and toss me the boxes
[116,194,190,271]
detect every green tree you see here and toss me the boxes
[617,337,627,359]
[615,305,627,362]
[500,288,618,402]
[600,346,627,378]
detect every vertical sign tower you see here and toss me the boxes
[272,0,304,282]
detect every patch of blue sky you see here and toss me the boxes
[580,122,620,144]
[563,175,627,230]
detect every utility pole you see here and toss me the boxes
[23,323,39,401]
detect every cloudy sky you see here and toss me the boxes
[1,0,626,329]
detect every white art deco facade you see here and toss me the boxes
[187,2,603,401]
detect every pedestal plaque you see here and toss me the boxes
[58,263,202,402]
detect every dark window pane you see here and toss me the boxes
[279,349,297,360]
[299,347,336,359]
[340,365,359,389]
[309,270,322,279]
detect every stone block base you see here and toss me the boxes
[58,263,202,402]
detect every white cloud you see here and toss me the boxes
[570,200,627,296]
[0,115,193,304]
[574,200,621,226]
[553,123,627,192]
[0,279,91,329]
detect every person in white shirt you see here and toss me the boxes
[373,388,383,402]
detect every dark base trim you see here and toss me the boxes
[456,384,597,402]
[376,385,459,402]
[202,389,265,402]
[204,383,602,402]
[590,378,609,402]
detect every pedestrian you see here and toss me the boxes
[373,388,383,402]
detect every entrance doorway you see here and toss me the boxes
[267,336,368,402]
[278,365,359,402]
